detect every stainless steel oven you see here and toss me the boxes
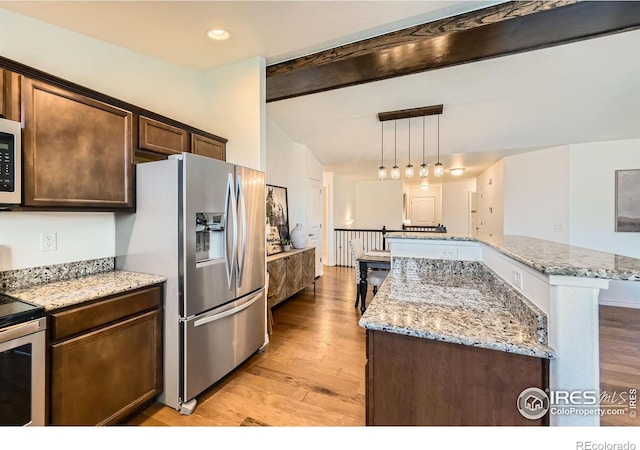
[0,295,46,426]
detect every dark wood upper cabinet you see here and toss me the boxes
[22,78,134,210]
[0,68,20,121]
[138,115,188,155]
[191,132,226,161]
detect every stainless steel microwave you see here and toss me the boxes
[0,117,21,206]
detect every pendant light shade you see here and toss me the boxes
[419,115,428,178]
[434,115,444,178]
[391,120,400,180]
[405,118,414,179]
[378,122,386,180]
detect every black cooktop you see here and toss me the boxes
[0,293,44,329]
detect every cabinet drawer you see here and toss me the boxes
[138,116,188,155]
[50,285,162,342]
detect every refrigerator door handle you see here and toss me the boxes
[225,173,237,291]
[236,174,247,288]
[193,292,262,327]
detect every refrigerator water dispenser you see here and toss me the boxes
[196,212,225,263]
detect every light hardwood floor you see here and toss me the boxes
[126,266,639,427]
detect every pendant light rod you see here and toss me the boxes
[422,116,425,165]
[391,120,400,179]
[377,104,443,122]
[437,115,440,164]
[408,118,411,162]
[381,122,384,165]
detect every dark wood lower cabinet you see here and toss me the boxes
[366,330,549,426]
[47,285,163,425]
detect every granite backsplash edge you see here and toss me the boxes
[0,257,115,290]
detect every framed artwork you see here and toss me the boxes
[615,169,640,232]
[266,184,290,255]
[266,226,282,256]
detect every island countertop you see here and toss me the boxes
[359,258,556,359]
[385,232,640,281]
[3,270,166,312]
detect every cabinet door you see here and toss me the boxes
[138,116,188,155]
[22,78,134,209]
[302,249,315,287]
[286,252,304,296]
[0,69,20,121]
[50,309,162,425]
[191,133,225,160]
[267,258,287,306]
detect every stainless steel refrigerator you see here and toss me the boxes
[116,152,266,414]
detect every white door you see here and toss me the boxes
[307,178,323,277]
[410,196,437,225]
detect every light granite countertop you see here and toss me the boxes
[3,270,166,312]
[359,257,556,359]
[385,232,640,281]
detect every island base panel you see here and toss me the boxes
[366,330,549,426]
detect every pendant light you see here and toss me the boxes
[378,121,387,180]
[419,115,428,178]
[434,115,444,178]
[405,118,414,179]
[391,120,400,180]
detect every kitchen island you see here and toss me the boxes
[360,257,554,426]
[363,232,640,426]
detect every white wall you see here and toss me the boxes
[569,139,640,259]
[0,9,264,271]
[265,118,322,234]
[333,174,358,229]
[504,146,571,243]
[0,9,205,127]
[442,179,477,236]
[355,180,403,229]
[203,57,266,171]
[0,213,114,271]
[476,159,504,236]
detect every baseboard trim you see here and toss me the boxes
[599,299,640,309]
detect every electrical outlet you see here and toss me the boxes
[40,232,57,251]
[441,248,458,259]
[512,270,523,290]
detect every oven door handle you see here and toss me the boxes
[0,318,45,345]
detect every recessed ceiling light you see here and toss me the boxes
[207,29,230,41]
[449,168,465,176]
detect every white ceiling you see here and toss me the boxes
[2,1,639,184]
[0,1,499,70]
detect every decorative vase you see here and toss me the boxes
[290,223,306,249]
[283,244,291,252]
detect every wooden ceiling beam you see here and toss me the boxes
[266,1,640,102]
